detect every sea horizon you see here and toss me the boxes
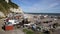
[24,12,60,16]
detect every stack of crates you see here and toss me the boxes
[5,25,14,31]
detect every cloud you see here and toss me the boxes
[17,0,60,13]
[49,3,59,8]
[18,0,39,5]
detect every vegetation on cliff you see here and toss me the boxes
[0,0,18,15]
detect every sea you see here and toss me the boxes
[25,13,60,16]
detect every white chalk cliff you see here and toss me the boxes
[0,11,5,17]
[10,7,23,13]
[0,0,24,18]
[5,0,9,3]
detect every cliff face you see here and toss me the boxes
[0,0,23,17]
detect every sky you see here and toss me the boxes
[12,0,60,13]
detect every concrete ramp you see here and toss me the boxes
[0,29,24,34]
